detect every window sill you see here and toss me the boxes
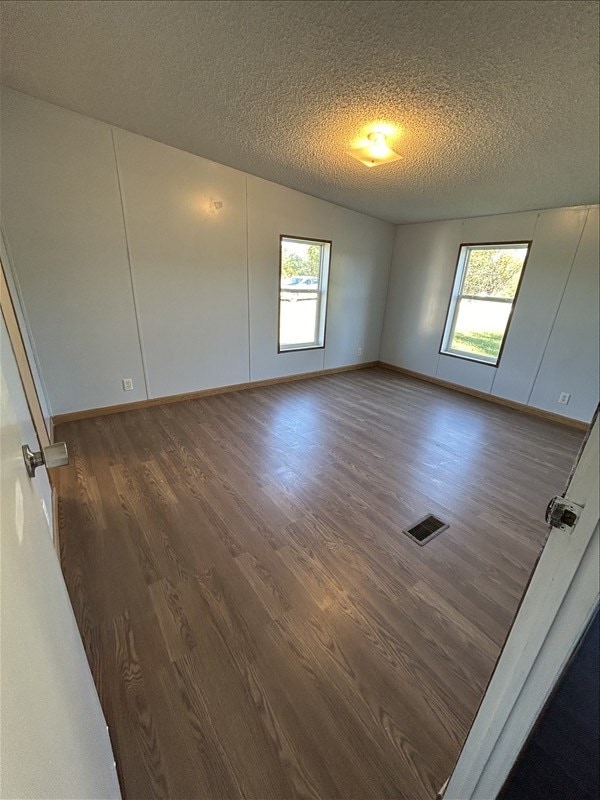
[278,344,325,354]
[439,350,499,367]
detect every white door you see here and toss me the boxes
[444,415,599,798]
[0,315,121,799]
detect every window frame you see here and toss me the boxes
[277,234,332,354]
[439,240,532,367]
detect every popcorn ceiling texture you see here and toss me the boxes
[1,0,598,224]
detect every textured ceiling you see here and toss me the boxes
[1,0,598,223]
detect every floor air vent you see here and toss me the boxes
[404,514,448,546]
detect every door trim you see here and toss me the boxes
[0,255,51,449]
[443,418,599,798]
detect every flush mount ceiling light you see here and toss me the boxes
[347,130,403,168]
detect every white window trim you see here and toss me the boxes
[278,236,331,353]
[440,242,530,367]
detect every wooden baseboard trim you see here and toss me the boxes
[377,362,589,430]
[52,362,378,426]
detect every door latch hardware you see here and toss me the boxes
[545,495,583,532]
[22,442,69,477]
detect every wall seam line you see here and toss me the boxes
[245,176,252,381]
[435,222,464,379]
[377,225,397,363]
[490,212,541,396]
[525,209,589,407]
[110,128,151,400]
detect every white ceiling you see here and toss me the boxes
[1,0,598,224]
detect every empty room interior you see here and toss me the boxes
[1,2,599,800]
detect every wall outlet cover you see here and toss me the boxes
[558,392,571,405]
[357,346,363,357]
[122,378,134,392]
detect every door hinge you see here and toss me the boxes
[545,495,583,532]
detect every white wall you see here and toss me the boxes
[528,207,600,420]
[113,128,250,398]
[0,89,147,413]
[247,177,392,380]
[0,89,395,414]
[2,88,596,422]
[380,206,600,422]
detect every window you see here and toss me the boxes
[440,242,531,366]
[278,236,331,352]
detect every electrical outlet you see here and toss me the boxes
[122,378,134,392]
[558,392,570,405]
[357,346,363,357]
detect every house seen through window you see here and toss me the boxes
[278,236,331,352]
[440,242,531,365]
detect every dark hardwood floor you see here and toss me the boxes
[56,367,584,800]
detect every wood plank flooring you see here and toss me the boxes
[56,368,584,800]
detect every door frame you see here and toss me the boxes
[0,253,51,449]
[1,250,61,547]
[443,416,599,798]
